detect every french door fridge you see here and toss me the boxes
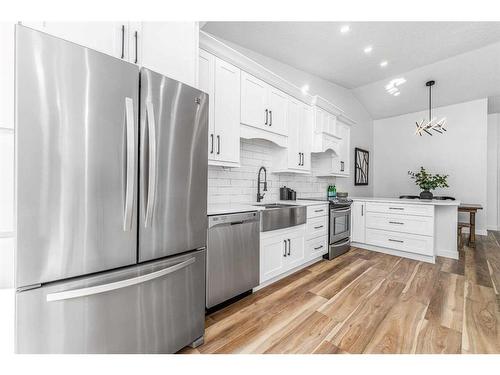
[14,25,208,353]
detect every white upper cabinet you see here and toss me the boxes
[267,87,288,135]
[240,71,287,137]
[199,50,241,167]
[22,22,127,59]
[299,104,313,171]
[240,72,269,129]
[22,22,199,87]
[132,22,199,87]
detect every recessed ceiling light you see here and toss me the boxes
[380,60,388,67]
[363,46,373,54]
[340,25,350,34]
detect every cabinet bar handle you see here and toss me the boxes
[217,135,220,155]
[388,239,404,243]
[287,239,291,255]
[314,225,324,229]
[314,209,324,213]
[210,134,214,154]
[389,207,404,210]
[389,221,404,225]
[134,30,138,64]
[121,25,125,59]
[314,245,324,250]
[361,205,364,216]
[269,110,272,126]
[283,240,287,257]
[265,109,268,125]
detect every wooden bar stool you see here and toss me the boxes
[457,222,470,249]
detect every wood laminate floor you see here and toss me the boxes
[180,232,500,354]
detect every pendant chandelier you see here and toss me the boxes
[415,80,447,136]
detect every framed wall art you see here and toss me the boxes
[354,147,369,186]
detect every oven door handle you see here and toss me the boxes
[332,208,351,214]
[331,238,350,247]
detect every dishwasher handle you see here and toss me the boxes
[208,212,260,229]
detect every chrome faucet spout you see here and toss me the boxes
[257,166,267,202]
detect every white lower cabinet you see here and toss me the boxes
[351,200,436,262]
[260,225,306,283]
[351,201,366,243]
[306,236,328,261]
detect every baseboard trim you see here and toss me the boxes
[461,228,488,236]
[254,256,323,291]
[351,242,435,264]
[436,249,459,260]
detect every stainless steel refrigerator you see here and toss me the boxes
[14,25,208,353]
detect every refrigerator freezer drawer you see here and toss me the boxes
[16,250,205,354]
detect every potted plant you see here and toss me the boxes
[408,167,449,199]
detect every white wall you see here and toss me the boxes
[208,35,374,197]
[373,98,488,234]
[487,113,500,230]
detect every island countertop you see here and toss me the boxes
[350,196,461,206]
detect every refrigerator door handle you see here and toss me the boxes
[145,101,157,227]
[46,257,196,302]
[123,97,135,231]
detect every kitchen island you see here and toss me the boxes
[350,197,460,263]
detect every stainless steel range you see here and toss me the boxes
[300,197,353,260]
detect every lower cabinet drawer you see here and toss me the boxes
[306,216,328,239]
[366,212,433,236]
[307,204,328,219]
[365,228,433,256]
[306,236,328,260]
[366,202,434,217]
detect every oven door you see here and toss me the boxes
[330,207,351,244]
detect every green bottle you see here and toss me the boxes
[332,184,337,198]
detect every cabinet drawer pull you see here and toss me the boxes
[283,240,287,257]
[269,110,272,126]
[265,109,268,125]
[134,30,138,64]
[314,245,324,250]
[314,225,324,229]
[120,25,125,59]
[314,209,324,213]
[389,207,404,210]
[389,221,404,225]
[388,239,404,243]
[287,238,291,255]
[210,134,214,154]
[217,135,220,155]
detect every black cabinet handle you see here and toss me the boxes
[389,221,404,225]
[217,135,220,155]
[134,31,138,64]
[389,239,404,243]
[265,109,268,125]
[340,161,344,172]
[314,225,324,230]
[314,209,324,213]
[283,240,287,257]
[298,152,301,166]
[269,110,272,126]
[389,207,404,210]
[314,245,324,250]
[361,205,364,216]
[287,239,291,255]
[210,134,214,154]
[120,25,125,59]
[301,153,304,166]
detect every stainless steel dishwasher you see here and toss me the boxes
[207,211,260,309]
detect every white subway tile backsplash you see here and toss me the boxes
[208,139,336,205]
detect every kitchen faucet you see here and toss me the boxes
[257,166,267,202]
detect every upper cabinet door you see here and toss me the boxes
[286,99,301,169]
[267,87,288,136]
[27,22,127,59]
[299,104,313,171]
[0,23,14,130]
[136,22,199,87]
[214,58,241,165]
[240,71,268,129]
[198,49,216,160]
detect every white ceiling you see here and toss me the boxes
[202,22,500,119]
[202,22,500,89]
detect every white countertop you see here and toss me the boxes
[350,196,461,206]
[207,199,327,216]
